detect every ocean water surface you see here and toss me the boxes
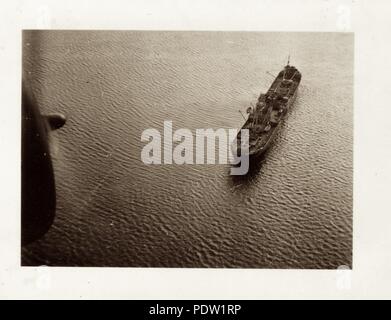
[22,31,353,268]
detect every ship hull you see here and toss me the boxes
[249,87,298,158]
[233,64,301,162]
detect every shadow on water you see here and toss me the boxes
[228,152,267,190]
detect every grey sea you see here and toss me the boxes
[22,31,353,268]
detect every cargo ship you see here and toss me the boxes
[233,58,301,159]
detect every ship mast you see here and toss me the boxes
[238,110,246,121]
[283,54,290,80]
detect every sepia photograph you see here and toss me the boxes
[21,30,353,269]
